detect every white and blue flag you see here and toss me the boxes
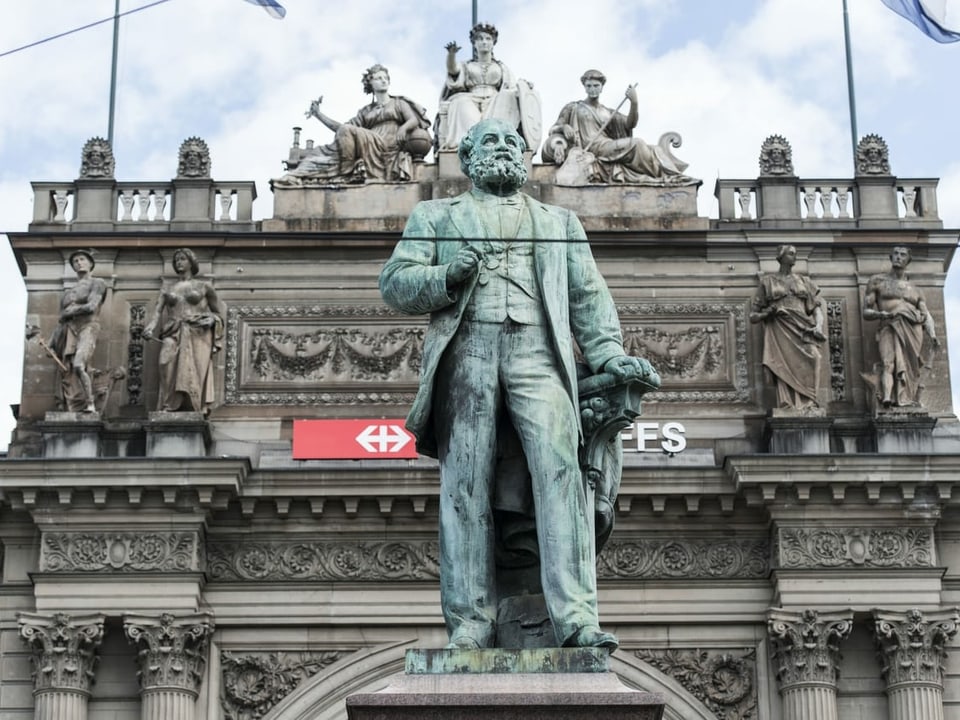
[243,0,286,19]
[881,0,960,42]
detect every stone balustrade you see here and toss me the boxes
[715,176,940,227]
[29,178,257,230]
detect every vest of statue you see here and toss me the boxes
[464,232,546,325]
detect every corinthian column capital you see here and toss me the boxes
[123,612,214,695]
[767,608,854,689]
[17,612,106,694]
[873,608,959,687]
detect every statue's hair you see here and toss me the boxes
[469,23,498,44]
[69,249,96,271]
[172,247,200,276]
[580,69,607,85]
[458,119,526,176]
[776,244,795,262]
[361,64,390,95]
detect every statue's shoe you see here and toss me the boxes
[564,626,619,651]
[445,635,482,650]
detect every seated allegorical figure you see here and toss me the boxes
[274,64,431,186]
[143,248,223,415]
[542,69,690,185]
[436,23,541,152]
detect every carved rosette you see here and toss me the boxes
[874,608,959,688]
[636,648,757,720]
[18,612,106,693]
[856,133,891,175]
[598,538,769,579]
[776,527,934,569]
[220,650,350,720]
[124,613,214,694]
[41,531,203,572]
[767,608,853,689]
[759,135,794,176]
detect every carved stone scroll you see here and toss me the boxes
[41,531,203,573]
[776,527,934,569]
[598,538,769,579]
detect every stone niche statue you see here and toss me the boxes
[759,134,794,176]
[47,250,108,413]
[862,246,939,409]
[274,64,431,186]
[750,245,826,413]
[79,137,115,179]
[541,69,690,186]
[143,248,223,414]
[177,137,211,178]
[379,118,660,651]
[436,23,542,153]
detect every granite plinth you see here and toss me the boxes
[145,411,210,457]
[767,415,831,454]
[346,649,665,720]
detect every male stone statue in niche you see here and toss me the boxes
[863,246,939,409]
[48,250,107,413]
[379,118,659,651]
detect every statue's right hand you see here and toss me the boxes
[142,328,153,341]
[444,41,461,54]
[446,247,481,286]
[306,96,323,118]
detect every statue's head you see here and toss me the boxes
[469,23,498,45]
[776,244,797,264]
[69,249,95,272]
[580,69,606,99]
[172,248,200,276]
[361,64,390,95]
[459,118,527,195]
[890,245,912,268]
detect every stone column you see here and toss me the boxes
[17,612,106,720]
[767,608,853,720]
[124,613,214,720]
[874,608,959,720]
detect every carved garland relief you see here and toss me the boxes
[776,527,934,569]
[40,532,203,572]
[224,302,749,405]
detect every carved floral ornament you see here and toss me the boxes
[776,527,934,569]
[18,612,106,692]
[40,531,203,573]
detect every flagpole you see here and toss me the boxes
[842,0,858,171]
[472,0,477,26]
[108,0,120,147]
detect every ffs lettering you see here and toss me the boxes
[621,422,687,454]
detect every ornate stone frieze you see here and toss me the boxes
[767,608,853,688]
[617,303,749,403]
[598,538,769,579]
[18,612,105,693]
[124,613,214,694]
[224,303,423,405]
[41,531,203,573]
[874,608,959,686]
[207,540,440,581]
[80,137,115,179]
[759,135,794,176]
[635,647,757,720]
[220,650,350,720]
[776,527,934,569]
[826,300,846,401]
[856,133,891,176]
[127,303,146,405]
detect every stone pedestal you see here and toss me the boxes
[145,412,210,457]
[39,412,103,458]
[767,415,831,454]
[873,412,937,454]
[346,648,664,720]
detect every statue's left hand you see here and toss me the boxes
[604,355,654,380]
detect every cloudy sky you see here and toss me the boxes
[0,0,958,448]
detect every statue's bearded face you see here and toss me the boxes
[466,123,527,195]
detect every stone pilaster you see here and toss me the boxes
[124,613,214,720]
[873,608,959,720]
[767,608,853,720]
[17,612,106,720]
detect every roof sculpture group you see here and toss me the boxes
[274,23,694,188]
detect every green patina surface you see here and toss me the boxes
[405,647,611,675]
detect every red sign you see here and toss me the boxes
[292,419,418,459]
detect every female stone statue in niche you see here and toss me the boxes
[143,248,222,414]
[274,64,431,186]
[437,23,541,152]
[750,245,826,412]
